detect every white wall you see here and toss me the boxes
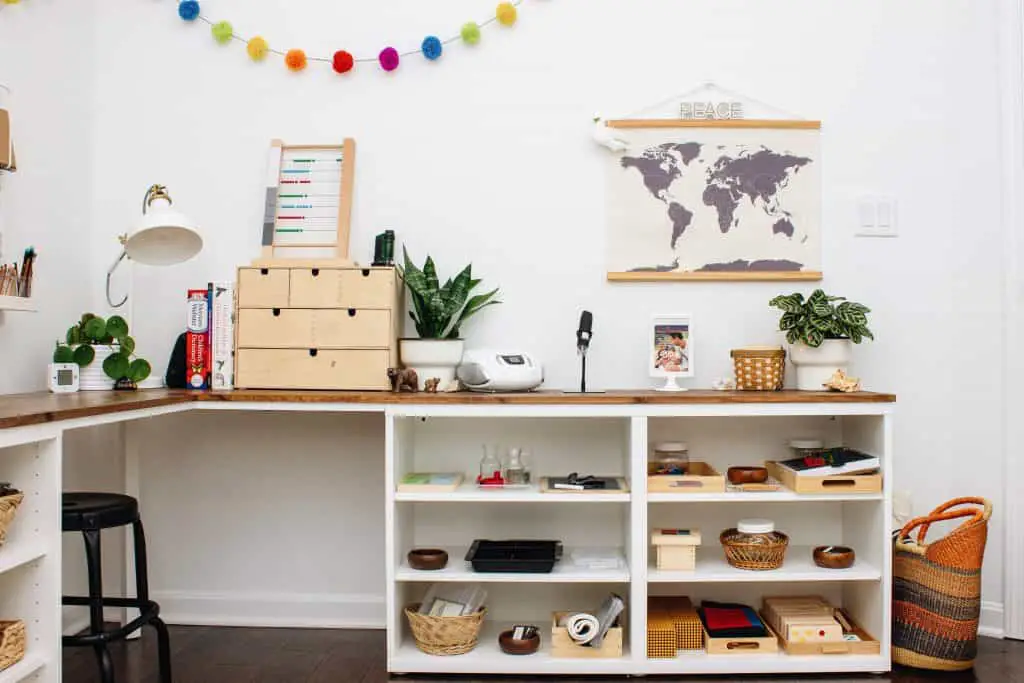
[0,0,1010,632]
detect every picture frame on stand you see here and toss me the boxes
[650,314,693,391]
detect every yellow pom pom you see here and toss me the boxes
[496,2,517,26]
[2,0,21,5]
[247,36,269,61]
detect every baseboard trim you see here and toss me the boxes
[152,589,386,629]
[980,601,1005,639]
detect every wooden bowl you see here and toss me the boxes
[407,548,449,571]
[498,629,540,655]
[813,545,855,569]
[727,466,769,485]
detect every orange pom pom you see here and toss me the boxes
[285,49,307,72]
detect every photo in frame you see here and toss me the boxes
[650,314,693,391]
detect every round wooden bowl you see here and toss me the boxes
[813,545,855,569]
[727,466,769,485]
[498,629,540,655]
[407,548,449,571]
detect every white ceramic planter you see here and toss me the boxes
[75,343,120,391]
[789,339,853,391]
[399,339,465,390]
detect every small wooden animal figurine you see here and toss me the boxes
[424,377,441,393]
[387,367,419,393]
[823,369,861,393]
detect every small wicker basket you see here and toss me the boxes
[0,491,24,547]
[0,620,26,672]
[730,347,786,391]
[404,603,486,656]
[720,528,789,570]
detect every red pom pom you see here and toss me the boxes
[332,50,354,74]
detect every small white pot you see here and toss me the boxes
[789,339,853,391]
[75,343,121,391]
[399,339,465,390]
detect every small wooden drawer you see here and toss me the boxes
[238,268,289,308]
[235,348,391,390]
[289,268,396,309]
[237,308,391,349]
[766,461,882,495]
[647,462,726,494]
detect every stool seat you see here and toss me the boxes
[63,492,139,531]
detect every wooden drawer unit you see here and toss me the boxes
[237,268,290,308]
[237,308,392,349]
[235,349,391,390]
[289,267,396,309]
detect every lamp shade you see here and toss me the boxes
[125,205,202,266]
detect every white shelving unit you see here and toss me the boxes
[384,400,894,677]
[0,296,33,313]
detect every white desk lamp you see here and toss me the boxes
[106,184,202,307]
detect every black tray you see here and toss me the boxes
[465,540,563,573]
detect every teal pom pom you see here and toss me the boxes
[178,1,200,21]
[422,36,443,61]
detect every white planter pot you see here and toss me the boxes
[789,339,853,391]
[399,339,465,390]
[75,344,121,391]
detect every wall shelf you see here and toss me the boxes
[0,538,46,577]
[0,296,34,312]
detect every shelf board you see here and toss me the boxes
[644,651,887,675]
[648,546,881,583]
[648,490,883,503]
[0,539,47,577]
[0,296,34,312]
[395,481,630,503]
[391,622,635,675]
[0,653,47,683]
[397,547,629,583]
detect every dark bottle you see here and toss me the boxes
[373,230,395,266]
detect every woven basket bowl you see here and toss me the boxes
[0,493,24,547]
[720,529,789,570]
[730,348,786,391]
[0,620,26,672]
[404,603,486,656]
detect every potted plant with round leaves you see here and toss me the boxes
[52,313,152,390]
[396,247,501,390]
[769,289,873,390]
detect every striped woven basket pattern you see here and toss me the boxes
[892,497,991,671]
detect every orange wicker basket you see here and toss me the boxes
[730,347,785,391]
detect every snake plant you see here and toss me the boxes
[398,247,501,339]
[769,289,874,347]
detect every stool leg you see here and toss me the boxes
[152,616,173,683]
[83,529,115,683]
[94,644,115,683]
[131,519,150,603]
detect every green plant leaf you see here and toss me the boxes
[769,293,804,313]
[778,312,801,331]
[835,302,868,327]
[106,315,129,340]
[82,317,107,342]
[66,326,81,345]
[128,358,151,382]
[811,299,832,317]
[103,352,130,380]
[73,344,95,367]
[805,327,825,347]
[422,256,440,293]
[80,313,97,326]
[121,335,136,356]
[786,329,799,345]
[53,345,75,363]
[849,328,863,344]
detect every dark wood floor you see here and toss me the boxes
[62,626,1022,683]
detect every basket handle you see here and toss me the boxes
[898,497,991,544]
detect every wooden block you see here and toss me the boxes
[655,545,695,571]
[235,348,391,390]
[551,612,623,659]
[289,267,396,309]
[766,461,882,495]
[647,462,725,493]
[647,614,677,659]
[238,268,290,308]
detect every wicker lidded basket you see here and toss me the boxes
[0,620,26,672]
[720,520,789,571]
[0,489,24,547]
[404,603,486,656]
[730,346,786,391]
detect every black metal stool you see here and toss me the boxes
[62,492,171,683]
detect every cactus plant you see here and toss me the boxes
[53,313,151,386]
[769,289,874,348]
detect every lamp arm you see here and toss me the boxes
[105,249,129,308]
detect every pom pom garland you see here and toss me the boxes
[247,36,268,61]
[177,1,200,21]
[496,2,517,26]
[285,49,307,72]
[421,35,443,61]
[211,20,233,44]
[333,50,355,74]
[379,47,400,72]
[461,22,481,45]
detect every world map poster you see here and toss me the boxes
[605,122,821,280]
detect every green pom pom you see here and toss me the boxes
[212,20,233,44]
[461,21,481,45]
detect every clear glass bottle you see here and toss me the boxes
[505,447,527,486]
[479,444,502,482]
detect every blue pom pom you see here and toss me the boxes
[421,36,443,61]
[178,1,200,21]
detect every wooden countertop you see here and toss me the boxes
[0,388,896,430]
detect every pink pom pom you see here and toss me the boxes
[379,47,400,72]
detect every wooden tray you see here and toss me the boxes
[647,462,725,494]
[766,461,881,495]
[551,612,623,659]
[704,621,779,655]
[767,609,880,656]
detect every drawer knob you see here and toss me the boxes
[361,268,371,277]
[311,268,320,277]
[309,349,318,357]
[260,268,269,275]
[348,309,357,317]
[272,308,281,317]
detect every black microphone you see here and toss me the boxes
[576,310,593,354]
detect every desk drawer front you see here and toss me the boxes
[289,268,395,308]
[238,268,290,308]
[235,348,391,390]
[237,308,391,349]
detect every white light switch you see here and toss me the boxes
[856,196,898,237]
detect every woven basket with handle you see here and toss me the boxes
[730,347,786,391]
[893,497,992,671]
[0,620,26,672]
[404,603,486,656]
[0,492,24,547]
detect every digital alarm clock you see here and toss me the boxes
[48,363,80,393]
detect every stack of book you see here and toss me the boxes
[185,282,235,390]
